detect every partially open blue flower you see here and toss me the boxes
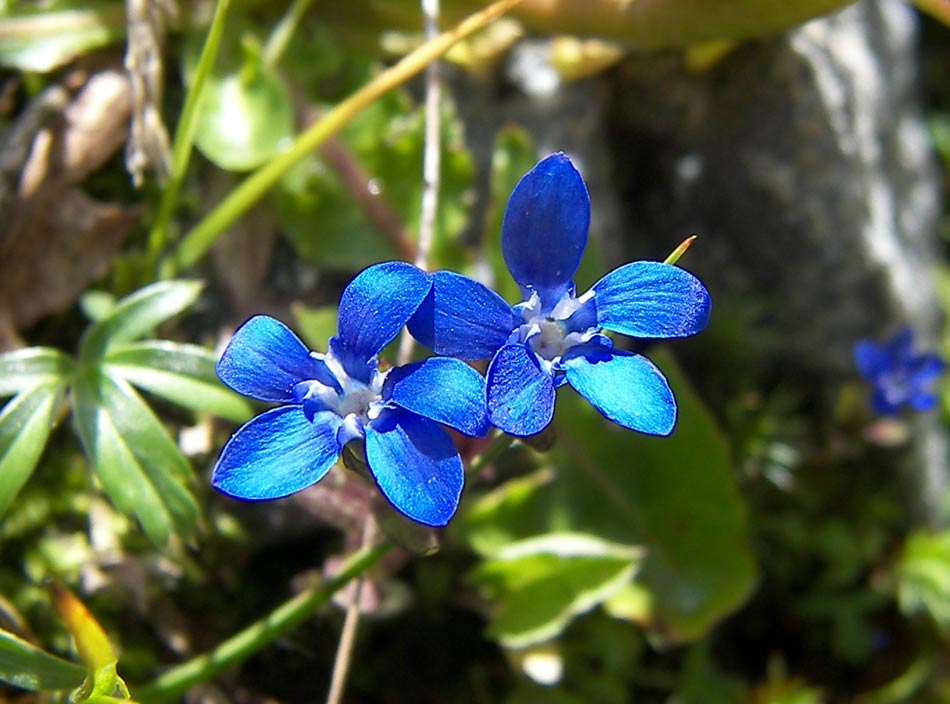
[853,328,946,416]
[211,262,489,527]
[409,152,711,437]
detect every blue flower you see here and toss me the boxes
[853,328,946,416]
[211,262,489,527]
[408,152,711,437]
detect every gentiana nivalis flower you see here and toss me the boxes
[211,262,489,527]
[853,328,946,416]
[408,152,711,437]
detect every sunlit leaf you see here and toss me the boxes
[292,303,339,351]
[895,529,950,634]
[104,341,252,423]
[471,533,642,649]
[0,380,66,515]
[79,281,202,361]
[191,38,295,172]
[0,627,85,692]
[0,2,124,73]
[72,369,199,547]
[0,347,73,398]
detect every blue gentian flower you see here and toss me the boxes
[853,328,946,416]
[211,262,489,527]
[408,152,712,437]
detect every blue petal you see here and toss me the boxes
[853,339,888,380]
[408,270,518,360]
[564,347,676,436]
[384,357,490,437]
[211,406,342,499]
[502,153,590,304]
[592,261,711,338]
[486,343,556,436]
[911,354,947,384]
[909,391,939,413]
[216,316,321,402]
[336,262,431,371]
[365,409,463,526]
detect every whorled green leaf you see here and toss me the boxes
[0,627,85,692]
[0,347,74,398]
[0,380,66,516]
[0,2,124,73]
[72,369,199,547]
[275,89,473,271]
[470,533,642,649]
[190,39,295,172]
[79,281,202,362]
[460,351,756,646]
[104,341,252,423]
[894,529,950,634]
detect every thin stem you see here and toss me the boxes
[146,0,232,274]
[263,0,316,69]
[160,0,522,278]
[324,517,379,704]
[133,540,393,703]
[469,432,516,480]
[398,0,443,362]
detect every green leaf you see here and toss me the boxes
[0,380,65,516]
[79,281,202,361]
[461,351,756,646]
[72,369,199,547]
[0,347,74,398]
[470,533,642,649]
[0,2,124,73]
[191,36,295,172]
[0,627,85,692]
[291,304,338,351]
[104,341,252,423]
[895,529,950,634]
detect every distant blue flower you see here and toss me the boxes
[853,328,946,416]
[211,262,489,527]
[409,152,711,437]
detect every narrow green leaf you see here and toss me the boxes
[104,341,252,423]
[895,530,950,633]
[0,627,85,692]
[471,533,642,649]
[0,347,73,398]
[72,370,199,547]
[0,2,125,73]
[79,281,202,361]
[0,380,65,515]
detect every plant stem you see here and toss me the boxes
[146,0,231,275]
[262,0,316,68]
[160,0,522,278]
[132,539,393,703]
[324,517,379,704]
[469,432,516,480]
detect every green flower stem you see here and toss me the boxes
[146,0,232,274]
[262,0,315,68]
[133,539,393,703]
[159,0,523,278]
[469,432,516,480]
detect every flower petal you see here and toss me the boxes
[337,262,431,369]
[592,261,711,338]
[216,316,320,402]
[502,153,589,303]
[853,339,888,380]
[211,406,342,500]
[408,270,518,360]
[564,347,676,436]
[486,343,556,436]
[365,409,463,526]
[384,357,490,437]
